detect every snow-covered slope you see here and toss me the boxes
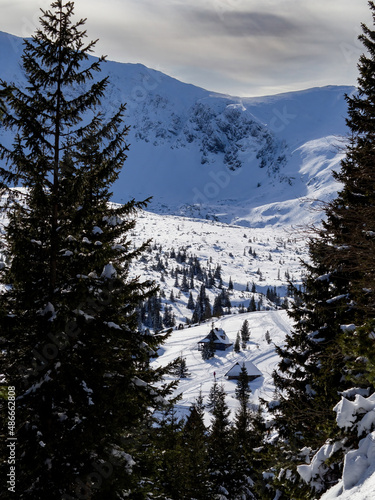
[153,309,293,424]
[127,209,307,423]
[131,209,307,313]
[321,442,375,500]
[0,31,351,227]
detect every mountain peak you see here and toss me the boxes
[0,31,351,228]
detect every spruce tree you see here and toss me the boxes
[270,2,375,495]
[270,236,353,464]
[181,393,210,499]
[201,334,215,360]
[247,295,256,312]
[163,304,175,328]
[192,284,212,323]
[173,356,191,379]
[234,332,241,353]
[228,276,234,291]
[212,293,224,317]
[207,382,233,498]
[240,319,251,348]
[214,263,222,283]
[234,364,252,437]
[328,1,375,386]
[181,269,189,292]
[265,330,271,344]
[232,365,257,499]
[187,291,195,310]
[150,407,185,499]
[220,287,232,312]
[0,2,174,497]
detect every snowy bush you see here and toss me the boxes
[298,391,375,495]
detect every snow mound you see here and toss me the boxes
[298,441,344,490]
[306,392,375,499]
[321,433,375,499]
[334,393,375,434]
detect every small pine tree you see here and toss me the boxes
[201,336,215,361]
[192,284,212,323]
[265,330,271,344]
[212,293,224,317]
[206,269,215,289]
[188,275,194,289]
[214,264,222,282]
[150,295,163,331]
[187,291,195,310]
[220,288,232,310]
[248,295,256,312]
[207,380,220,412]
[174,272,180,288]
[181,270,189,292]
[234,364,252,437]
[174,356,191,379]
[151,407,185,499]
[234,332,241,353]
[228,276,234,291]
[240,319,251,348]
[163,304,176,328]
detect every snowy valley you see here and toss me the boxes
[129,209,307,419]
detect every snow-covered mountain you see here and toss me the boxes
[0,30,351,227]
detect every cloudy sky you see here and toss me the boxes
[1,0,373,96]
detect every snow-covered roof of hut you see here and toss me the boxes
[225,360,262,379]
[198,327,232,346]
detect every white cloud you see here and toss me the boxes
[0,0,372,96]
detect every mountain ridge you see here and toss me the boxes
[0,31,352,227]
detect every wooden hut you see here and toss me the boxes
[198,327,232,351]
[225,360,262,381]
